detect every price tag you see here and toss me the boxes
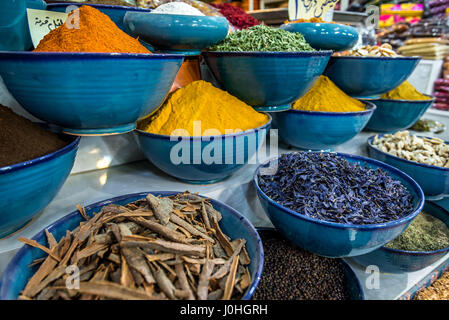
[288,0,339,21]
[27,9,69,48]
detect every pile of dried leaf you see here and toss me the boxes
[18,192,252,300]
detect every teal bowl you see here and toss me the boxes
[134,116,271,184]
[124,12,229,56]
[0,134,79,238]
[0,52,183,135]
[365,96,434,132]
[46,3,151,31]
[280,22,359,51]
[203,51,332,112]
[0,192,264,300]
[271,101,375,151]
[351,201,449,272]
[325,56,421,98]
[367,134,449,200]
[254,152,425,258]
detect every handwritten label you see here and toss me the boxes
[27,9,68,48]
[288,0,339,21]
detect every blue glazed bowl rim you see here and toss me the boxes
[135,113,272,140]
[203,50,333,57]
[256,227,365,300]
[379,201,449,256]
[367,134,449,172]
[370,94,435,103]
[253,151,425,230]
[0,51,184,59]
[330,55,422,61]
[126,11,228,21]
[0,135,80,175]
[46,3,152,12]
[287,100,376,116]
[0,191,264,300]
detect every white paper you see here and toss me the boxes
[26,9,68,48]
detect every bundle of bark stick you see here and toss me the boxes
[18,192,252,300]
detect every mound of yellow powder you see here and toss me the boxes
[138,80,269,136]
[381,81,431,100]
[292,76,365,112]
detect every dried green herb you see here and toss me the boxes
[385,212,449,251]
[209,24,315,52]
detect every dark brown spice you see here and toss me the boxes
[253,230,351,300]
[0,105,70,167]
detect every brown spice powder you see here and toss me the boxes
[0,105,70,168]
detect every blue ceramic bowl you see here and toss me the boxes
[203,51,332,112]
[351,201,449,273]
[367,134,449,200]
[46,3,151,31]
[0,0,46,51]
[253,152,425,258]
[0,134,79,238]
[365,96,434,132]
[257,228,365,299]
[325,56,421,98]
[0,191,264,300]
[0,52,183,135]
[124,12,229,56]
[280,23,358,51]
[271,101,375,151]
[135,116,272,184]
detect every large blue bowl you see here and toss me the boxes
[0,134,79,238]
[124,12,229,56]
[253,152,425,258]
[0,52,183,135]
[46,3,151,31]
[365,96,434,132]
[280,23,359,51]
[135,116,272,184]
[0,191,264,300]
[271,101,375,151]
[367,134,449,200]
[325,56,421,98]
[351,201,449,273]
[203,51,332,112]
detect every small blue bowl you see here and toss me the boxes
[351,201,449,273]
[124,12,229,56]
[280,22,359,51]
[325,56,421,98]
[135,116,272,184]
[0,52,183,135]
[271,101,375,151]
[0,134,79,238]
[203,51,332,112]
[253,152,425,258]
[0,191,264,300]
[46,3,151,31]
[367,134,449,200]
[365,96,434,132]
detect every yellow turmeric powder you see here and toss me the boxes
[292,76,365,112]
[138,80,269,136]
[381,81,431,100]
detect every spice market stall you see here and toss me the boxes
[2,0,449,302]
